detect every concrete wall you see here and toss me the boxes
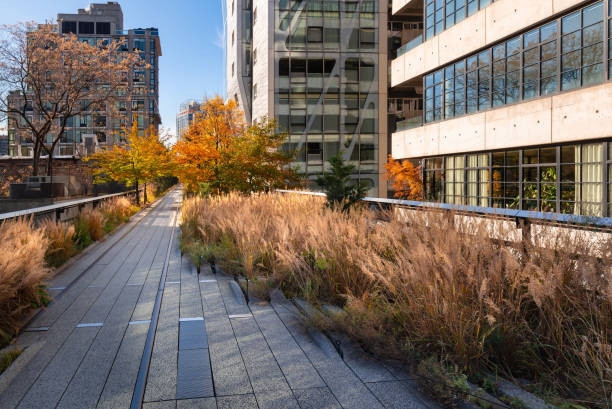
[0,158,94,197]
[391,0,588,87]
[392,0,421,15]
[392,82,612,159]
[251,0,274,121]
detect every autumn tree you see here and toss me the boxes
[85,122,173,204]
[385,155,423,200]
[172,96,300,194]
[0,22,145,176]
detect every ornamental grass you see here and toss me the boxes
[181,192,612,407]
[0,218,50,342]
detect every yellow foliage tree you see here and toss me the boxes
[385,155,424,200]
[85,122,173,204]
[172,96,300,194]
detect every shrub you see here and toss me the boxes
[416,357,470,407]
[182,193,612,407]
[100,196,137,232]
[73,209,103,249]
[316,153,368,212]
[41,219,75,268]
[0,218,50,342]
[0,348,22,374]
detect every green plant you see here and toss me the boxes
[316,152,369,212]
[184,240,215,273]
[416,357,470,407]
[0,348,22,374]
[41,219,75,268]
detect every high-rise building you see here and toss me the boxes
[7,2,161,158]
[227,0,389,197]
[391,0,612,217]
[176,100,202,138]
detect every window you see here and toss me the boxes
[232,62,235,77]
[561,2,604,90]
[96,22,110,35]
[94,116,106,127]
[253,7,257,23]
[232,0,234,15]
[360,28,375,48]
[133,70,145,83]
[307,27,323,43]
[253,84,257,99]
[425,0,497,40]
[232,31,234,46]
[253,48,257,64]
[78,21,94,34]
[424,142,611,216]
[132,100,145,111]
[62,21,77,34]
[425,1,606,124]
[133,39,146,51]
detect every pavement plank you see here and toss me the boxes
[229,315,300,409]
[144,284,180,403]
[56,285,144,409]
[16,327,100,409]
[250,302,325,390]
[270,298,385,409]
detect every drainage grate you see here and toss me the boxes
[129,320,151,326]
[179,318,208,350]
[76,322,103,328]
[176,348,214,399]
[24,327,49,332]
[228,314,252,319]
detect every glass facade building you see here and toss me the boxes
[7,3,161,158]
[391,0,612,217]
[274,0,382,191]
[423,141,611,217]
[425,0,498,40]
[424,1,609,124]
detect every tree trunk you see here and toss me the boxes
[143,181,148,204]
[135,180,140,206]
[32,140,41,176]
[46,153,53,178]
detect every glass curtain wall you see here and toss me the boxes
[422,141,610,217]
[425,1,608,124]
[425,0,497,40]
[275,0,380,192]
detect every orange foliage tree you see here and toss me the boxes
[385,155,423,200]
[172,96,300,194]
[85,122,173,204]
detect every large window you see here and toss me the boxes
[423,141,611,217]
[425,0,496,40]
[425,1,608,124]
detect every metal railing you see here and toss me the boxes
[276,190,612,233]
[0,189,141,223]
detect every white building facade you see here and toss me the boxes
[391,0,612,216]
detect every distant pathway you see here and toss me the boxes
[0,188,439,409]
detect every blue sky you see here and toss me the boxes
[1,0,226,137]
